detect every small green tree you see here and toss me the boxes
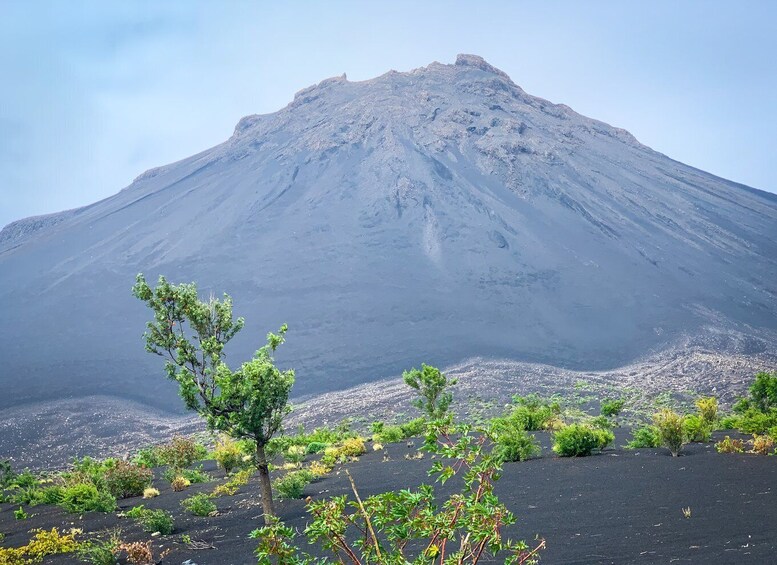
[402,363,457,420]
[132,274,293,523]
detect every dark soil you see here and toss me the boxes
[1,430,775,564]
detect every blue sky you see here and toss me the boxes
[2,0,776,228]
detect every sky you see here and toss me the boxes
[2,1,776,228]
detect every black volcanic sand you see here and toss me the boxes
[1,431,775,564]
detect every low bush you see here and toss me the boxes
[60,483,116,513]
[273,469,314,500]
[372,423,404,443]
[104,461,153,499]
[284,445,306,464]
[305,441,327,454]
[76,533,121,565]
[715,436,745,453]
[212,436,245,475]
[718,414,740,429]
[170,476,190,492]
[489,416,541,462]
[163,466,210,484]
[750,434,775,455]
[62,457,115,491]
[142,487,160,499]
[626,425,661,448]
[552,424,613,457]
[181,493,217,516]
[653,409,686,457]
[307,461,331,478]
[132,446,164,469]
[736,408,777,434]
[682,414,712,443]
[125,505,175,535]
[589,415,613,430]
[338,437,367,457]
[212,468,254,497]
[600,398,625,417]
[510,394,561,431]
[117,541,157,565]
[157,436,204,472]
[0,527,81,564]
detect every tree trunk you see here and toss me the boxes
[255,442,275,523]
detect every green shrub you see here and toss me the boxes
[181,493,217,516]
[12,470,40,489]
[77,534,121,565]
[600,398,625,417]
[626,425,661,448]
[490,420,541,462]
[373,425,404,443]
[589,415,613,430]
[552,424,613,457]
[715,436,745,453]
[62,457,115,491]
[132,446,164,469]
[163,465,211,484]
[734,371,777,413]
[653,409,686,457]
[273,469,314,500]
[284,445,306,464]
[510,394,561,431]
[60,483,116,513]
[104,461,153,499]
[399,417,427,437]
[736,408,777,434]
[157,436,202,471]
[719,414,740,429]
[683,414,712,443]
[305,442,327,454]
[125,505,175,535]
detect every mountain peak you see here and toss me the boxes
[454,53,512,81]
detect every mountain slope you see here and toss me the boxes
[1,54,776,410]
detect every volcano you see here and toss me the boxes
[2,54,776,411]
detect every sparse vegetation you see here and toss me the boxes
[251,420,545,563]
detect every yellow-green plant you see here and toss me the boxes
[654,409,686,457]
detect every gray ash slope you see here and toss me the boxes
[1,54,776,411]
